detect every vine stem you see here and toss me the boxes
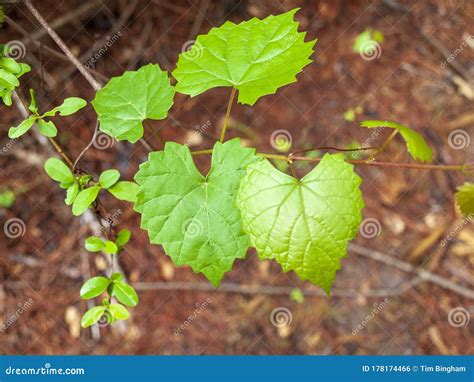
[368,128,399,161]
[23,0,101,91]
[14,91,75,168]
[260,153,468,172]
[219,87,237,142]
[192,146,467,172]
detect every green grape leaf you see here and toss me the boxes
[81,306,106,328]
[80,276,111,299]
[236,154,364,294]
[360,120,433,163]
[455,182,474,216]
[99,169,120,189]
[85,236,105,252]
[107,181,138,203]
[112,282,138,307]
[72,186,101,216]
[115,229,131,247]
[108,304,129,320]
[8,116,36,139]
[44,157,74,184]
[42,97,87,117]
[172,8,316,105]
[65,183,79,206]
[37,119,57,137]
[135,138,260,286]
[92,64,175,143]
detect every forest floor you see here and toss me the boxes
[0,0,473,354]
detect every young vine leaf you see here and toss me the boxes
[42,97,87,117]
[92,63,175,143]
[85,236,105,252]
[236,154,364,294]
[134,138,260,287]
[99,169,120,189]
[44,158,74,185]
[0,57,30,106]
[72,186,101,216]
[111,281,139,307]
[8,97,86,139]
[172,8,316,105]
[80,276,111,299]
[360,120,433,163]
[81,306,106,328]
[108,304,130,320]
[107,181,139,203]
[455,182,474,216]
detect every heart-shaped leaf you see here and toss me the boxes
[134,138,260,286]
[237,154,364,293]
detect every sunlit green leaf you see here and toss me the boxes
[237,154,364,293]
[107,181,138,203]
[81,306,106,328]
[72,186,101,216]
[42,97,87,117]
[8,117,36,139]
[112,281,138,307]
[37,119,57,137]
[456,182,474,216]
[135,138,260,286]
[360,120,433,163]
[85,236,105,252]
[80,276,111,299]
[92,64,175,143]
[172,8,316,105]
[99,169,120,189]
[44,157,74,184]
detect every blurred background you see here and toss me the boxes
[0,0,473,355]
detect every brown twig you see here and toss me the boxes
[24,0,102,91]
